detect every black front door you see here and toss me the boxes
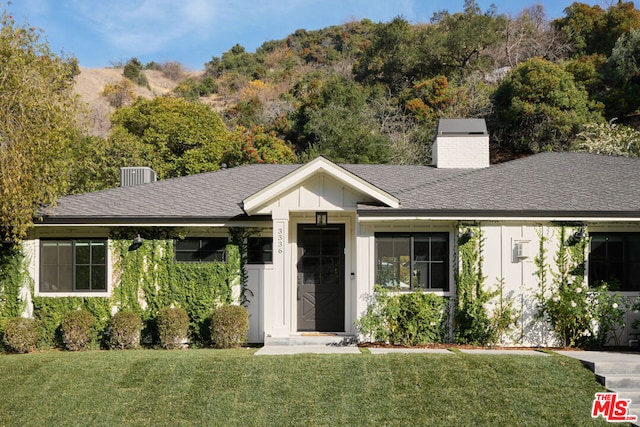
[297,224,345,332]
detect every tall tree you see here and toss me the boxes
[109,97,229,178]
[0,12,80,242]
[491,58,603,153]
[553,2,640,56]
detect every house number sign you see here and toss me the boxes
[276,225,284,254]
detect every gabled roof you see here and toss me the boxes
[241,156,399,214]
[39,152,640,224]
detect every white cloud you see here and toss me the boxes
[65,0,219,55]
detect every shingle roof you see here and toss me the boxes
[40,152,640,223]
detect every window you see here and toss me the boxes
[375,232,449,291]
[589,233,640,291]
[247,237,273,264]
[40,239,107,293]
[175,238,227,262]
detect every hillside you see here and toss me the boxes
[73,67,198,137]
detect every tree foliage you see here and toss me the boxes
[491,58,603,153]
[0,12,80,242]
[110,97,229,178]
[572,121,640,158]
[221,125,297,167]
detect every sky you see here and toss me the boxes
[5,0,606,71]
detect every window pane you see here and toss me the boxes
[430,263,448,290]
[92,242,106,264]
[76,265,90,290]
[41,242,61,265]
[91,266,106,291]
[248,237,273,264]
[175,251,195,262]
[58,265,73,291]
[376,236,410,290]
[76,241,90,264]
[176,239,200,251]
[41,266,59,292]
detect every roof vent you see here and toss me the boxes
[120,167,157,187]
[432,118,489,169]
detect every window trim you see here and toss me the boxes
[374,232,450,292]
[174,237,228,263]
[38,238,109,296]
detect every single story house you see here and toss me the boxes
[20,119,640,346]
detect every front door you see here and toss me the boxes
[297,224,345,332]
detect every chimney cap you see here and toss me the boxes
[436,118,488,136]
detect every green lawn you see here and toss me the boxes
[0,349,613,426]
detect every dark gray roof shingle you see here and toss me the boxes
[41,152,640,222]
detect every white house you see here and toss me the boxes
[21,119,640,346]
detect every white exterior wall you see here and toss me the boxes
[432,135,490,169]
[479,222,640,347]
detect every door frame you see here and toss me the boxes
[290,213,353,334]
[296,223,345,332]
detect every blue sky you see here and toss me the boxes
[6,0,604,71]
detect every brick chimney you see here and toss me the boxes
[432,118,489,168]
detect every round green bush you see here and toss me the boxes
[210,305,249,349]
[2,317,38,353]
[157,307,189,349]
[61,310,95,351]
[109,311,143,350]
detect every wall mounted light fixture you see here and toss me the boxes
[129,234,144,251]
[316,211,328,226]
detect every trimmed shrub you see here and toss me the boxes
[2,317,38,353]
[109,311,142,350]
[61,310,95,351]
[157,307,189,349]
[210,305,249,349]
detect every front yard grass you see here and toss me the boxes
[0,349,612,426]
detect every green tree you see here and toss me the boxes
[353,16,420,93]
[491,58,603,153]
[426,1,506,79]
[291,75,391,163]
[0,12,80,242]
[221,125,297,167]
[553,2,640,56]
[603,29,640,118]
[67,133,152,194]
[109,97,229,178]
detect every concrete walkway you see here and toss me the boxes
[557,350,640,426]
[255,345,551,356]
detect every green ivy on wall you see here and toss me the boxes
[454,225,520,346]
[112,237,241,344]
[0,245,30,322]
[534,225,625,348]
[454,225,493,345]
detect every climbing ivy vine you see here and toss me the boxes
[454,224,520,346]
[454,225,493,345]
[0,245,30,323]
[112,235,241,344]
[535,225,625,348]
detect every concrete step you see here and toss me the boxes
[597,374,640,389]
[594,362,640,375]
[611,389,640,403]
[264,334,357,346]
